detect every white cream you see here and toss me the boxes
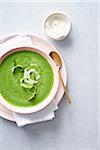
[20,67,40,89]
[44,12,71,40]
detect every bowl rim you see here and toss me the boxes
[0,46,59,114]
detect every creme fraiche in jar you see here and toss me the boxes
[44,11,72,40]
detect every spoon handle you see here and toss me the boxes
[58,70,71,104]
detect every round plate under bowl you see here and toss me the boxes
[0,34,67,121]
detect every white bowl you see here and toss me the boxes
[44,11,72,40]
[0,47,59,114]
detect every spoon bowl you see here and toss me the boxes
[49,51,62,68]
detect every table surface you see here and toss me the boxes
[0,2,98,150]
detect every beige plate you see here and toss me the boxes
[0,34,67,122]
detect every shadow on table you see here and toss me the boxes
[22,96,70,136]
[47,31,74,51]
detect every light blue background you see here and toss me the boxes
[0,2,98,150]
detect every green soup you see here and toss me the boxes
[0,50,54,107]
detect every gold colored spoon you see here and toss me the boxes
[49,51,71,104]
